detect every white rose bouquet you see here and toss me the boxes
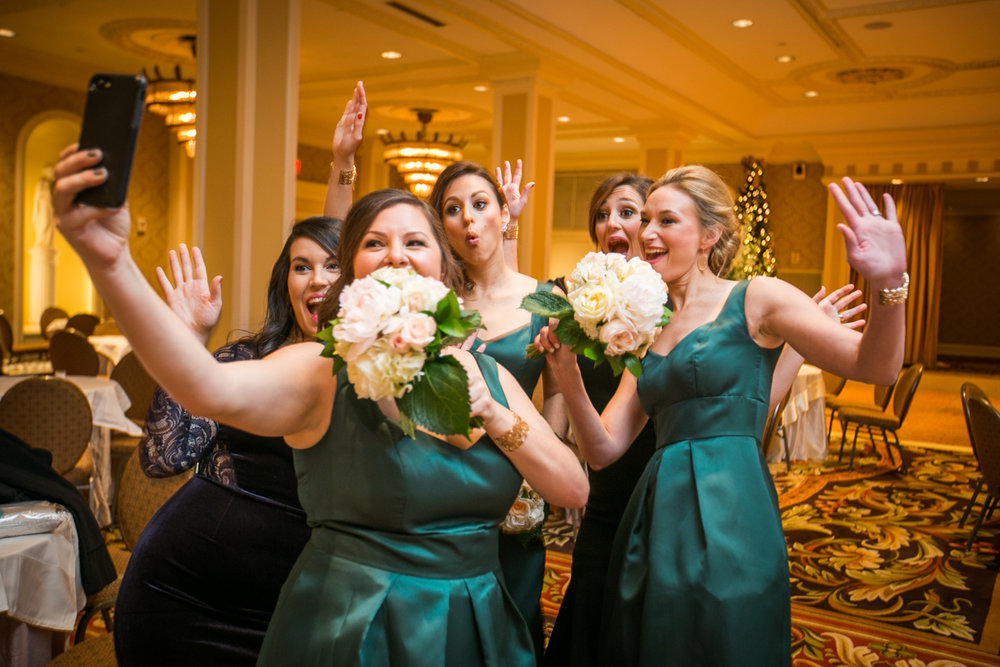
[317,267,483,437]
[500,481,546,544]
[522,252,671,378]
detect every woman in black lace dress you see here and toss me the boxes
[112,216,341,665]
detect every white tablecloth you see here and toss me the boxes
[0,376,142,527]
[88,335,132,366]
[0,501,84,665]
[767,364,828,463]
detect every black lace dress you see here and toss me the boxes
[112,342,311,666]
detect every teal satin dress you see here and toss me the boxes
[257,354,534,666]
[474,281,552,659]
[600,281,790,666]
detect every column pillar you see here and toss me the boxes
[195,0,300,350]
[634,124,693,179]
[489,61,558,280]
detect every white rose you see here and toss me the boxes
[567,252,608,290]
[335,277,400,349]
[599,317,642,357]
[398,275,449,313]
[605,252,629,281]
[568,281,614,338]
[348,339,426,400]
[617,272,668,333]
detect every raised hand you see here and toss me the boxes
[828,177,907,286]
[496,159,535,221]
[51,144,132,268]
[155,244,223,345]
[332,81,367,164]
[814,284,866,330]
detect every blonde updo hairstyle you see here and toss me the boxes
[647,165,740,276]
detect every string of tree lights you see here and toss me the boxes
[727,157,776,279]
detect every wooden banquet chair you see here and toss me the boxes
[960,392,1000,551]
[836,364,923,473]
[74,447,191,643]
[49,328,102,377]
[66,313,101,337]
[761,389,793,472]
[108,351,158,506]
[821,370,847,440]
[45,633,116,666]
[0,376,94,488]
[39,306,69,340]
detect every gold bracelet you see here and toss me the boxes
[502,222,518,241]
[333,163,356,187]
[495,413,529,452]
[878,272,909,306]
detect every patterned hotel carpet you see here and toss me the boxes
[541,440,1000,666]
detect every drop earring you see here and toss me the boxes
[697,249,709,272]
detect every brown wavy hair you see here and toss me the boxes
[586,173,654,245]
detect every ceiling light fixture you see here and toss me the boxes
[381,108,466,197]
[776,55,794,63]
[732,19,753,28]
[556,116,571,123]
[613,137,626,143]
[473,85,489,92]
[143,64,197,158]
[803,90,819,98]
[891,178,904,185]
[0,28,15,38]
[381,50,402,60]
[976,176,989,183]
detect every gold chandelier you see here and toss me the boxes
[144,64,197,158]
[381,109,465,197]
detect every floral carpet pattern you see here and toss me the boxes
[542,440,1000,666]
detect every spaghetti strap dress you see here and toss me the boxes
[257,353,534,666]
[600,280,791,666]
[474,281,552,658]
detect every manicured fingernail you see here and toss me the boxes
[86,150,99,158]
[93,167,107,177]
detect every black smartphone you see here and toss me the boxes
[74,73,147,208]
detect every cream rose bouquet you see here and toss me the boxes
[501,481,546,544]
[522,252,671,378]
[317,267,483,437]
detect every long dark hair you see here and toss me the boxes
[238,216,342,357]
[316,189,462,327]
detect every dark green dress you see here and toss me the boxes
[257,354,534,666]
[600,281,790,665]
[474,282,552,659]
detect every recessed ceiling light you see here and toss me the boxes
[776,55,794,64]
[376,128,390,136]
[864,21,893,30]
[803,90,819,98]
[556,116,571,123]
[975,176,989,183]
[891,178,903,185]
[473,84,489,92]
[732,19,753,28]
[381,50,402,60]
[0,28,15,38]
[613,137,626,144]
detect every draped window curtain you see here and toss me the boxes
[849,183,944,368]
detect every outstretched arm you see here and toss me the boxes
[323,81,366,220]
[768,283,866,411]
[750,177,906,385]
[53,145,332,442]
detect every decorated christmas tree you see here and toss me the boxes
[727,157,776,279]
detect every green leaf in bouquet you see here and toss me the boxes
[658,305,674,327]
[316,323,347,375]
[520,291,573,319]
[607,354,626,377]
[396,355,475,437]
[555,317,588,348]
[624,353,643,378]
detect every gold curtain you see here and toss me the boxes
[849,183,944,368]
